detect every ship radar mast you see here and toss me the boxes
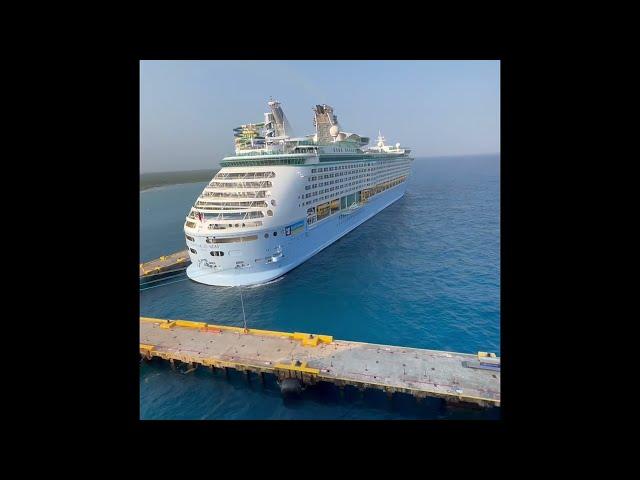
[377,130,386,148]
[313,104,340,144]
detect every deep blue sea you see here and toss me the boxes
[140,154,500,419]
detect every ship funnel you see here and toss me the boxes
[313,104,340,144]
[268,100,294,138]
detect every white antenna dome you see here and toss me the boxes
[329,125,340,137]
[396,142,400,148]
[337,132,347,141]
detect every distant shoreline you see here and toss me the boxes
[140,169,219,191]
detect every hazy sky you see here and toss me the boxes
[140,60,500,172]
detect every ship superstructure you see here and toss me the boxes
[184,100,413,286]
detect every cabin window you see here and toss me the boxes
[185,235,195,242]
[206,235,258,244]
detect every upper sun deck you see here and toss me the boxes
[224,100,411,167]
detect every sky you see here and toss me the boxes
[140,60,500,173]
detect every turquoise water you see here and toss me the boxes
[139,154,500,419]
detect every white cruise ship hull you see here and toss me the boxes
[186,182,407,286]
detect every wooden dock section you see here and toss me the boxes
[140,317,500,408]
[140,250,191,280]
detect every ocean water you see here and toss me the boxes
[139,154,500,420]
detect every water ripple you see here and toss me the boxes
[140,154,500,419]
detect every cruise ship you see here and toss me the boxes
[184,100,413,286]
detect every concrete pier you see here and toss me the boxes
[139,250,190,279]
[140,317,500,408]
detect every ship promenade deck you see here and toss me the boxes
[140,317,500,408]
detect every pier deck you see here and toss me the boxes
[140,250,190,279]
[140,317,500,408]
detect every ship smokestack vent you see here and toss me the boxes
[313,104,340,144]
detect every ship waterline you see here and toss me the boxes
[184,101,413,286]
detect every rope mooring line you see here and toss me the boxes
[140,270,239,292]
[139,275,191,291]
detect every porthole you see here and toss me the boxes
[273,232,277,237]
[271,200,276,206]
[189,248,197,254]
[264,233,269,238]
[267,210,273,216]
